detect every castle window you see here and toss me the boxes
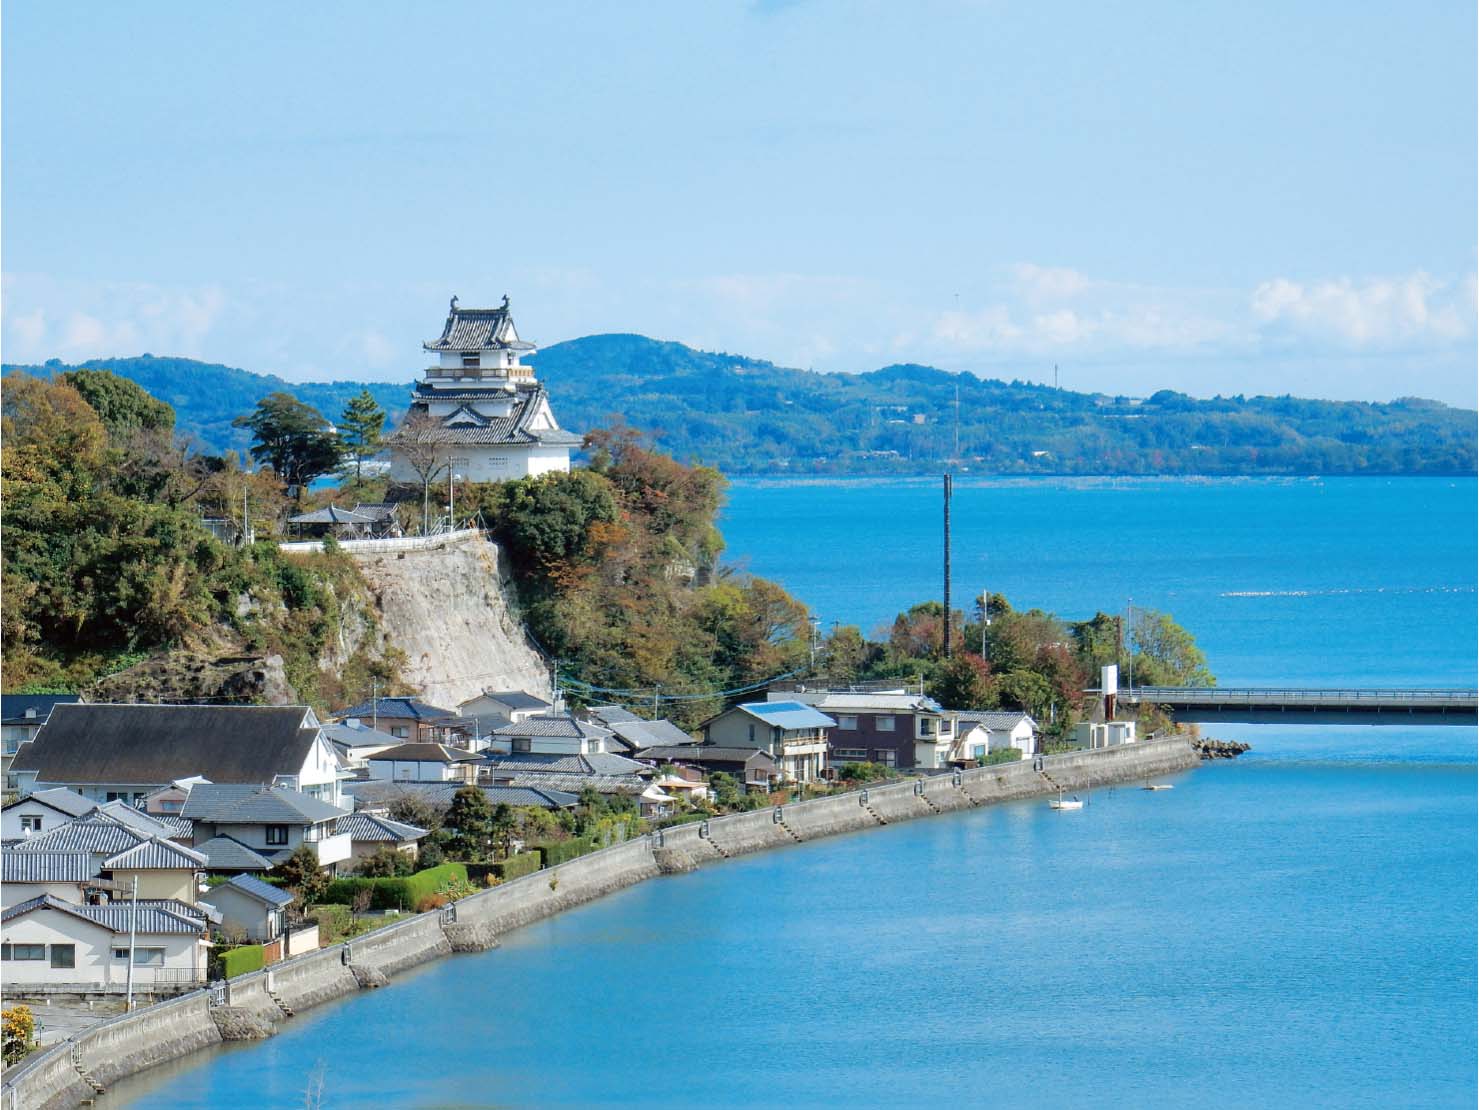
[462,354,480,369]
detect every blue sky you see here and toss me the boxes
[3,1,1475,404]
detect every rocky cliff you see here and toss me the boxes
[347,534,550,710]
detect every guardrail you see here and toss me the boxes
[1125,686,1478,705]
[277,528,486,555]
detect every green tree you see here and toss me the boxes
[61,368,175,439]
[929,652,995,709]
[1130,610,1214,686]
[821,624,869,683]
[997,668,1054,721]
[338,389,386,481]
[484,470,620,582]
[355,845,414,877]
[233,392,342,497]
[271,845,329,905]
[445,785,495,860]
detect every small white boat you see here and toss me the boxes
[1143,783,1174,792]
[1049,793,1084,811]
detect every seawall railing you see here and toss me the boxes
[277,527,486,556]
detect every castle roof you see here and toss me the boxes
[388,386,582,449]
[424,297,536,353]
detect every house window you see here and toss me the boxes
[833,748,868,762]
[19,815,42,833]
[265,825,289,846]
[875,716,896,732]
[50,945,76,969]
[919,718,936,737]
[747,723,756,743]
[106,791,126,802]
[873,749,897,767]
[836,715,858,730]
[392,726,410,738]
[512,738,531,753]
[5,944,47,961]
[972,745,987,759]
[113,948,165,966]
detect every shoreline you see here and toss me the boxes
[2,737,1200,1110]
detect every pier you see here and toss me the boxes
[1122,686,1479,726]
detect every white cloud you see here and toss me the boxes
[3,276,227,363]
[1009,262,1091,304]
[1251,271,1476,347]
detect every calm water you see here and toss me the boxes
[112,477,1477,1109]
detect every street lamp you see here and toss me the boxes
[448,457,469,532]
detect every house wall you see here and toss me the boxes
[367,759,465,782]
[0,881,85,910]
[703,712,774,752]
[825,709,921,769]
[0,910,202,989]
[204,886,279,943]
[1,799,76,840]
[388,444,569,486]
[108,869,196,903]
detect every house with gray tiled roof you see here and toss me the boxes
[458,689,553,732]
[200,873,296,944]
[182,784,351,874]
[336,812,428,865]
[385,296,580,486]
[2,786,94,841]
[954,710,1039,762]
[343,781,578,813]
[366,743,482,785]
[332,697,459,744]
[1,893,209,993]
[484,751,653,798]
[585,707,698,755]
[488,714,614,757]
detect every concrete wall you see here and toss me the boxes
[3,737,1197,1110]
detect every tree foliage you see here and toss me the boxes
[338,389,385,480]
[233,392,341,493]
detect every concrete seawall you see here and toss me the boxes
[2,737,1197,1110]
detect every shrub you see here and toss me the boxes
[415,893,448,913]
[322,862,469,912]
[492,851,540,881]
[306,904,353,944]
[531,838,595,868]
[220,945,265,978]
[982,747,1022,765]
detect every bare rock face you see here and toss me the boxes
[348,964,389,989]
[84,652,295,705]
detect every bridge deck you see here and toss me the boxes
[1121,687,1478,726]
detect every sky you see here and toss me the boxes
[3,1,1475,405]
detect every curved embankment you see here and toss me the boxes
[1,737,1197,1110]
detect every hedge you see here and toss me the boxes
[495,851,541,881]
[531,838,595,868]
[220,945,264,978]
[322,863,469,912]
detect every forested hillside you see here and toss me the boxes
[7,336,1474,475]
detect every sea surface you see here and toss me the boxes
[111,477,1477,1109]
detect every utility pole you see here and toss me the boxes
[808,616,821,672]
[371,679,379,733]
[980,590,990,657]
[1125,598,1134,689]
[125,876,139,1011]
[943,473,953,659]
[653,683,661,718]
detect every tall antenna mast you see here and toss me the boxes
[943,473,953,658]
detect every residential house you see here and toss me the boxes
[10,704,344,808]
[142,777,211,819]
[487,714,614,757]
[457,689,552,734]
[700,702,835,784]
[344,780,578,814]
[9,810,207,908]
[1074,720,1138,749]
[191,836,277,875]
[2,787,94,841]
[1,895,209,992]
[99,838,209,903]
[2,695,79,794]
[634,746,776,792]
[793,691,957,771]
[202,874,296,944]
[483,751,653,799]
[332,697,458,743]
[181,784,352,874]
[336,812,428,865]
[954,711,1040,762]
[321,719,403,768]
[585,706,698,756]
[366,743,482,784]
[1,853,120,910]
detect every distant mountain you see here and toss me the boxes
[6,337,1475,476]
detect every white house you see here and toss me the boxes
[954,711,1040,762]
[386,296,581,486]
[181,784,352,873]
[487,715,613,757]
[1074,720,1138,749]
[1,894,209,993]
[11,704,344,809]
[457,689,553,733]
[202,873,296,944]
[365,743,483,784]
[336,812,427,865]
[1,786,94,841]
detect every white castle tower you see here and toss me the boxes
[386,295,580,485]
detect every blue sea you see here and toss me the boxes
[110,477,1477,1109]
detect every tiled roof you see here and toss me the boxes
[11,703,320,786]
[103,837,208,871]
[151,815,195,838]
[490,714,611,740]
[600,717,697,752]
[337,812,427,843]
[321,720,402,749]
[484,752,649,776]
[2,851,97,883]
[220,872,295,908]
[585,705,640,724]
[195,835,275,872]
[367,743,481,764]
[334,697,454,722]
[181,784,348,825]
[815,693,945,713]
[387,386,580,449]
[956,711,1037,730]
[732,701,836,730]
[636,746,776,765]
[1,894,205,935]
[0,694,79,725]
[90,801,181,839]
[472,690,550,711]
[2,787,94,818]
[504,773,648,795]
[343,781,578,811]
[423,301,534,351]
[287,504,378,525]
[12,818,147,856]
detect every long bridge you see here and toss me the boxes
[1120,686,1478,726]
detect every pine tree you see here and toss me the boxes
[339,389,386,481]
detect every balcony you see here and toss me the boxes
[305,831,352,868]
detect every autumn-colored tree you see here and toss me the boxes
[2,1005,36,1065]
[929,652,995,710]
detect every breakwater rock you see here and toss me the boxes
[1194,738,1251,759]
